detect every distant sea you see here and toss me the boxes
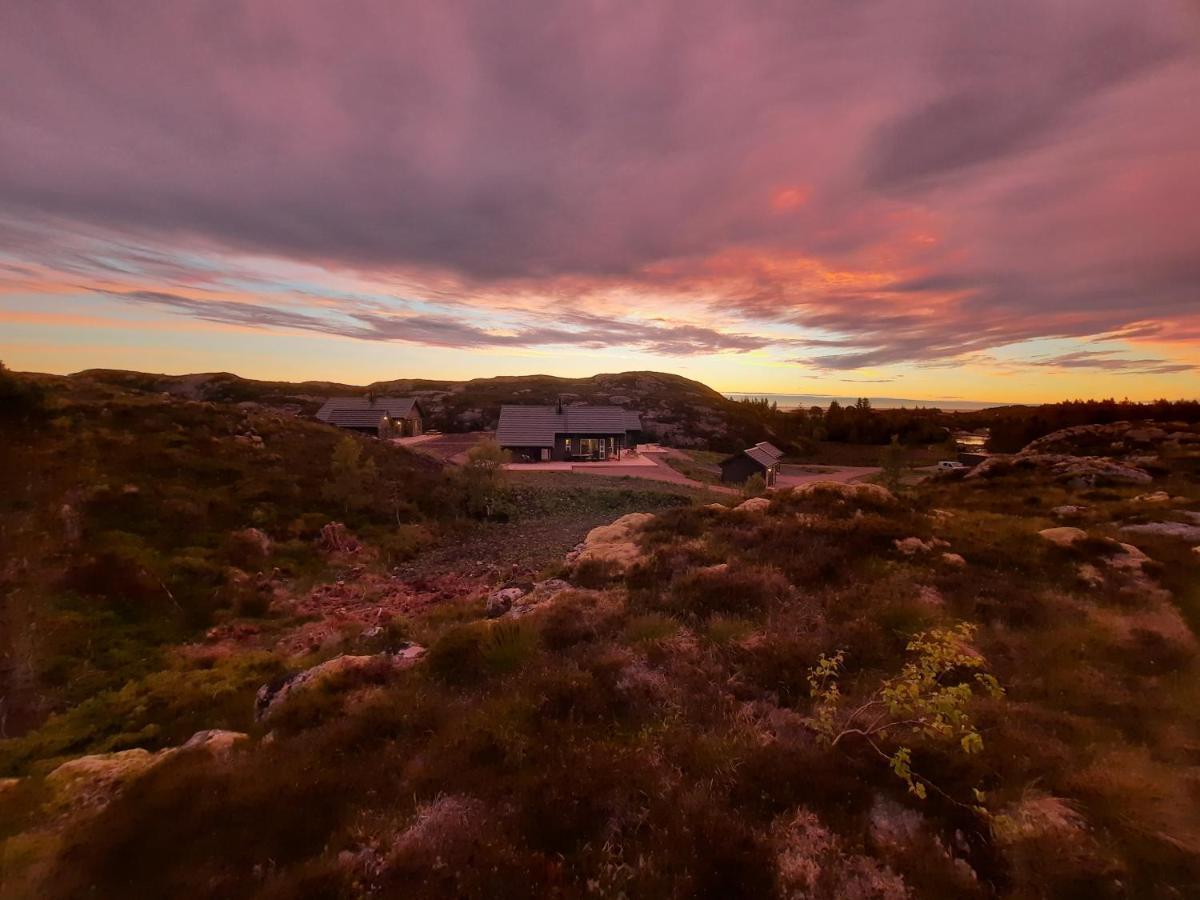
[724,393,1006,412]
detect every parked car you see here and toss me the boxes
[937,460,967,470]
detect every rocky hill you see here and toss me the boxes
[2,394,1199,897]
[66,368,794,451]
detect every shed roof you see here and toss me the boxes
[721,441,784,470]
[315,396,420,428]
[752,441,784,460]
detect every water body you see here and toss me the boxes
[724,393,1006,412]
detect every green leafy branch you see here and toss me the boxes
[806,623,1004,801]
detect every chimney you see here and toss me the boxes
[555,396,564,414]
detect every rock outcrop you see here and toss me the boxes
[45,729,252,813]
[1119,521,1200,543]
[486,578,572,618]
[791,481,896,505]
[734,496,771,513]
[967,453,1152,486]
[566,512,655,572]
[1038,527,1087,547]
[255,647,425,721]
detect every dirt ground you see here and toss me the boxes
[401,431,492,464]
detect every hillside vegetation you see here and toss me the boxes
[3,361,1200,897]
[0,372,693,765]
[68,368,794,452]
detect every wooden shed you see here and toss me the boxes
[719,441,783,486]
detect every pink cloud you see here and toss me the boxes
[0,1,1197,375]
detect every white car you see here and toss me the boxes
[937,460,967,470]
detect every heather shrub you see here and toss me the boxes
[662,565,791,620]
[425,623,488,685]
[426,620,539,685]
[570,556,623,588]
[737,627,829,706]
[480,620,539,674]
[624,612,681,645]
[269,658,400,735]
[369,523,435,565]
[704,615,756,646]
[62,531,168,617]
[537,591,617,651]
[742,471,766,499]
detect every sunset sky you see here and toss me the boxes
[1,1,1198,402]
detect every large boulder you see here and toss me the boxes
[181,729,250,757]
[44,729,253,814]
[734,496,771,514]
[1019,421,1176,457]
[46,749,172,813]
[967,454,1152,486]
[1038,527,1087,547]
[486,586,529,618]
[505,578,573,618]
[1119,522,1200,543]
[255,647,425,721]
[791,481,896,505]
[567,512,655,572]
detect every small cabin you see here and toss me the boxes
[719,441,783,486]
[315,396,424,437]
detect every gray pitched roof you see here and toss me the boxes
[723,441,785,469]
[315,396,420,428]
[744,445,781,467]
[564,406,629,433]
[495,405,564,447]
[753,441,783,460]
[623,411,643,431]
[495,404,642,447]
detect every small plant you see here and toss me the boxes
[460,438,511,518]
[880,434,905,491]
[742,472,766,499]
[481,620,538,674]
[624,613,681,645]
[323,436,379,514]
[703,615,755,646]
[807,622,1003,800]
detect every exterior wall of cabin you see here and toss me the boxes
[720,456,778,485]
[500,432,626,462]
[555,433,625,461]
[504,446,552,462]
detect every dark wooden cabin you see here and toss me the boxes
[497,403,643,462]
[315,397,424,437]
[719,441,783,486]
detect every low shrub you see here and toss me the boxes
[571,557,623,589]
[426,620,539,685]
[624,612,681,645]
[704,615,756,646]
[664,565,791,620]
